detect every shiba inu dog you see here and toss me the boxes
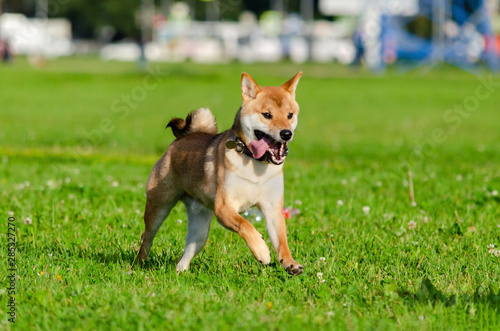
[136,72,303,275]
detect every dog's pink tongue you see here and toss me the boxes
[249,137,271,159]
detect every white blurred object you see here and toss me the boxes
[100,41,141,61]
[334,39,356,64]
[312,38,333,62]
[319,0,418,16]
[190,39,225,63]
[251,37,282,62]
[311,38,355,64]
[0,13,73,57]
[290,37,308,63]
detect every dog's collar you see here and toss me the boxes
[225,137,267,162]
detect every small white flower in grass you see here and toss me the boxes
[411,201,417,207]
[25,217,32,225]
[295,199,302,206]
[117,208,123,214]
[492,190,498,197]
[122,224,127,228]
[135,209,141,214]
[423,217,428,224]
[317,272,323,280]
[341,179,347,185]
[255,216,262,222]
[319,257,326,262]
[65,177,71,184]
[177,219,183,224]
[497,224,500,228]
[48,253,53,257]
[24,181,30,187]
[495,250,500,257]
[319,279,326,284]
[8,211,14,217]
[362,206,370,214]
[376,181,383,187]
[151,292,156,297]
[111,181,119,187]
[408,220,416,230]
[337,200,344,206]
[488,244,495,253]
[456,174,463,181]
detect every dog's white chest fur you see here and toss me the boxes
[224,150,284,213]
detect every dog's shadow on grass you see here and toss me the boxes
[29,242,180,271]
[29,242,300,278]
[391,278,500,309]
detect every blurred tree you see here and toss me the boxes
[2,0,141,39]
[55,0,141,40]
[1,0,323,39]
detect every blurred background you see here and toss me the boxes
[1,0,499,70]
[2,6,500,327]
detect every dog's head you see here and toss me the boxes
[235,72,302,165]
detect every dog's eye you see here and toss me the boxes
[262,112,272,119]
[288,113,293,119]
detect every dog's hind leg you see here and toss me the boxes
[137,157,181,264]
[137,197,178,264]
[176,197,214,273]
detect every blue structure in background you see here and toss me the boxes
[377,0,498,71]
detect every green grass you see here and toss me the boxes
[1,57,500,330]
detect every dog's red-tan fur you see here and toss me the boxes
[137,72,303,275]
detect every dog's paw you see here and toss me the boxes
[251,236,271,265]
[176,262,190,274]
[258,255,272,265]
[280,258,303,275]
[135,253,148,267]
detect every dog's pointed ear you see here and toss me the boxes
[281,72,302,98]
[241,72,261,100]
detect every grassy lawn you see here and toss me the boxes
[1,57,500,330]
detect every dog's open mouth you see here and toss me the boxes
[249,130,289,165]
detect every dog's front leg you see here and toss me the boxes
[258,179,303,275]
[259,204,303,275]
[214,202,271,265]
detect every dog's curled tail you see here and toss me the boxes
[166,108,218,139]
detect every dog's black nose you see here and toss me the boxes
[280,130,293,141]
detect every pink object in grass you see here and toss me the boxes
[283,207,300,220]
